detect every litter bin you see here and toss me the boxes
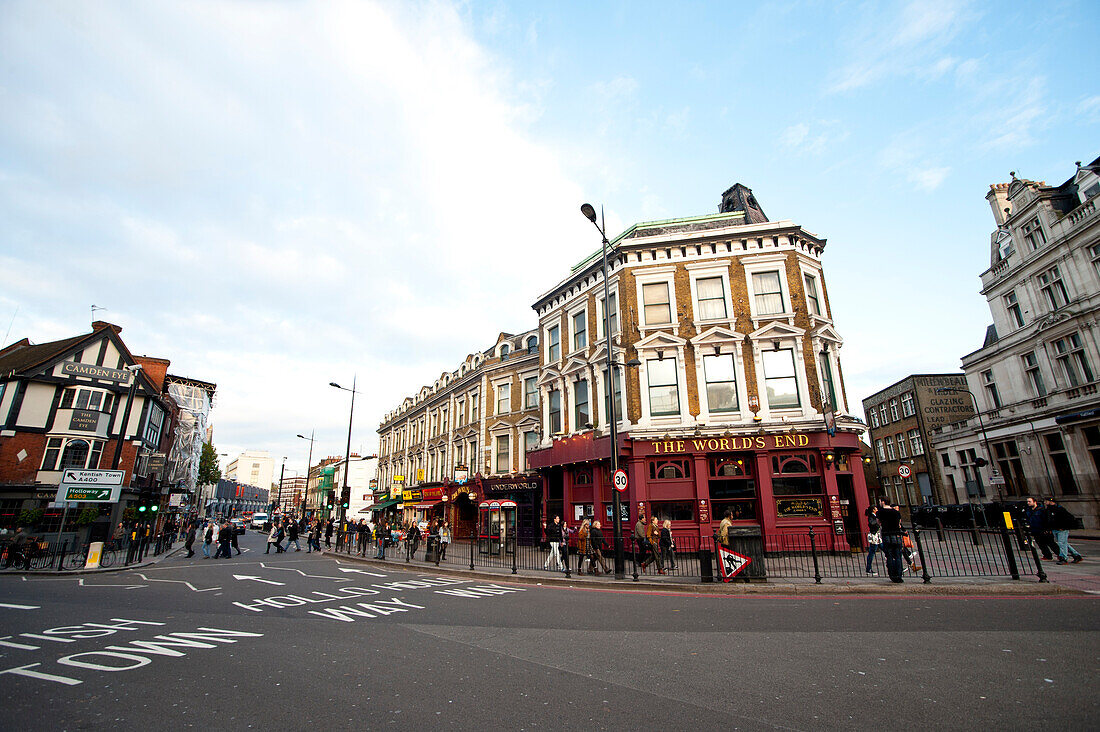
[722,527,767,582]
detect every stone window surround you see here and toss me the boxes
[743,255,796,328]
[634,265,680,336]
[684,261,735,329]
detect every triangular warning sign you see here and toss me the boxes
[717,545,751,580]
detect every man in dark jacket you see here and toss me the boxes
[324,519,334,548]
[405,522,421,560]
[1023,497,1057,560]
[184,521,197,558]
[877,499,905,583]
[589,520,611,575]
[286,519,301,552]
[215,521,233,559]
[1044,498,1083,564]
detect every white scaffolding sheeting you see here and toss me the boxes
[167,380,213,491]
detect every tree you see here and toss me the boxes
[198,442,221,486]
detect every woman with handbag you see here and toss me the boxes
[865,506,882,576]
[659,519,676,572]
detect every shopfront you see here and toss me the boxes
[530,430,870,552]
[478,476,542,544]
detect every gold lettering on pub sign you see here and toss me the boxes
[651,434,810,453]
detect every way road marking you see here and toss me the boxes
[0,603,40,610]
[338,567,388,578]
[259,563,351,581]
[134,574,220,592]
[232,575,285,586]
[78,579,145,590]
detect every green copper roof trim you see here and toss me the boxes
[570,210,747,273]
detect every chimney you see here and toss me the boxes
[91,321,122,335]
[134,356,171,391]
[986,183,1012,226]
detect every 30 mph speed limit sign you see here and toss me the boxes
[612,469,628,492]
[898,464,911,478]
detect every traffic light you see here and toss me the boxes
[137,505,147,514]
[975,457,988,467]
[150,505,159,513]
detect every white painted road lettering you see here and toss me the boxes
[233,586,381,613]
[0,625,263,686]
[232,574,286,586]
[435,584,527,598]
[369,577,469,592]
[309,598,425,623]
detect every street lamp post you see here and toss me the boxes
[297,431,316,519]
[581,202,631,579]
[936,386,1002,503]
[330,379,358,526]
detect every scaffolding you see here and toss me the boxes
[165,375,216,493]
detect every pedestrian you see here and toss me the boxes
[184,521,196,558]
[1044,497,1083,564]
[717,509,733,548]
[865,506,881,576]
[215,521,232,559]
[356,519,368,556]
[577,519,591,574]
[1023,497,1058,561]
[266,522,284,554]
[877,499,904,583]
[543,516,564,571]
[325,518,334,548]
[894,505,921,574]
[230,522,241,555]
[406,521,421,560]
[286,519,301,552]
[589,520,611,574]
[659,519,676,572]
[113,521,125,543]
[375,518,387,559]
[646,515,665,574]
[634,512,664,574]
[202,521,214,559]
[439,520,451,562]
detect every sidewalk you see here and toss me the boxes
[4,543,185,577]
[321,548,1089,596]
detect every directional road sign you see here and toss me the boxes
[612,469,628,492]
[60,469,125,486]
[717,545,752,580]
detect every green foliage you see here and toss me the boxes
[198,441,221,486]
[74,507,100,526]
[18,508,44,526]
[122,507,137,523]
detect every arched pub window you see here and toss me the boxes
[648,459,691,480]
[58,439,91,472]
[772,453,825,519]
[708,453,756,520]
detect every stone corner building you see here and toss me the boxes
[528,184,870,549]
[930,156,1100,528]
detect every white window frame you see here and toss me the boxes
[634,266,679,333]
[645,357,681,417]
[744,256,794,325]
[495,380,511,414]
[522,374,538,410]
[596,287,620,339]
[546,324,561,363]
[569,305,588,353]
[686,263,733,326]
[573,377,591,427]
[494,433,510,474]
[900,392,915,418]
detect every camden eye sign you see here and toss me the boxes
[61,361,131,383]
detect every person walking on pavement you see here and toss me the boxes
[717,509,733,549]
[646,515,665,574]
[202,521,214,559]
[406,521,421,560]
[589,520,611,575]
[375,519,387,559]
[439,521,451,562]
[1024,497,1058,561]
[356,519,368,556]
[877,499,905,583]
[184,521,196,558]
[659,519,677,572]
[577,519,592,574]
[1044,497,1083,564]
[230,522,241,555]
[864,506,881,576]
[634,512,664,574]
[286,519,301,552]
[306,519,319,553]
[324,518,334,548]
[544,516,565,571]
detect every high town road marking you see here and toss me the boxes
[0,603,40,610]
[232,575,285,586]
[337,567,388,577]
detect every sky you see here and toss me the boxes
[2,0,1098,476]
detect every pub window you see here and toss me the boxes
[752,271,784,315]
[574,379,590,427]
[494,434,510,474]
[650,501,695,522]
[708,453,756,520]
[762,349,799,409]
[642,281,672,325]
[703,354,738,413]
[647,358,680,416]
[649,459,691,480]
[696,276,728,320]
[803,274,821,316]
[41,437,64,471]
[770,453,823,497]
[572,310,587,351]
[574,469,593,486]
[59,387,113,412]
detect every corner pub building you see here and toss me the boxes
[527,185,871,551]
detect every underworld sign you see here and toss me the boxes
[60,362,131,383]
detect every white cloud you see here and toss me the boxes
[909,166,951,191]
[1076,94,1100,123]
[0,0,593,463]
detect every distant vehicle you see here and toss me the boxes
[229,518,246,535]
[249,512,269,530]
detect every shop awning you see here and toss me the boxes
[413,502,437,510]
[370,498,400,511]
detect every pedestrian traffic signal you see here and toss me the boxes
[150,505,159,513]
[975,457,988,467]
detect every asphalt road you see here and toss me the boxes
[1,531,1096,730]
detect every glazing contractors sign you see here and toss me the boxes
[61,361,131,383]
